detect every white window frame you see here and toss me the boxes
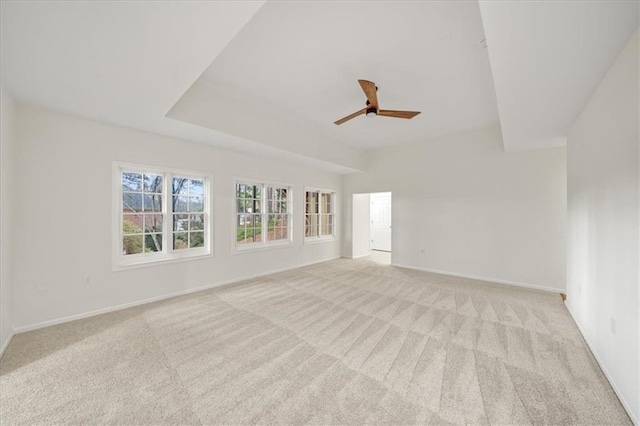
[233,178,293,253]
[304,187,336,244]
[112,162,213,270]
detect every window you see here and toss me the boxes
[305,189,335,241]
[236,181,292,250]
[171,177,206,250]
[114,163,212,269]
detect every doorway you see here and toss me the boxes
[351,192,392,262]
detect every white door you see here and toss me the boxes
[370,192,392,251]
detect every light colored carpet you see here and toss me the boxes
[0,256,631,425]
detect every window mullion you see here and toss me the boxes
[262,184,267,245]
[119,169,124,253]
[320,193,322,237]
[204,178,209,252]
[165,172,171,255]
[319,192,323,236]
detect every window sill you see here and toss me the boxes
[233,241,293,255]
[113,251,212,271]
[304,236,336,245]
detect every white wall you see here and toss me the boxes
[342,125,567,291]
[12,106,342,330]
[351,193,370,258]
[0,87,16,354]
[566,31,639,423]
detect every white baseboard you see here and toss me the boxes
[342,252,372,260]
[391,263,563,294]
[565,302,639,425]
[0,330,15,358]
[13,256,340,335]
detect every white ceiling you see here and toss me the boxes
[480,1,639,152]
[171,0,500,150]
[1,0,261,127]
[1,1,638,171]
[0,0,363,173]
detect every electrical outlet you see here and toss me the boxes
[84,276,92,286]
[610,317,616,334]
[420,248,425,254]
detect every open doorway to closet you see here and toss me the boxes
[351,192,392,264]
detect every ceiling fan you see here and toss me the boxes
[334,80,421,125]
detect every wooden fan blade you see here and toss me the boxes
[378,110,421,119]
[334,108,366,125]
[358,79,379,109]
